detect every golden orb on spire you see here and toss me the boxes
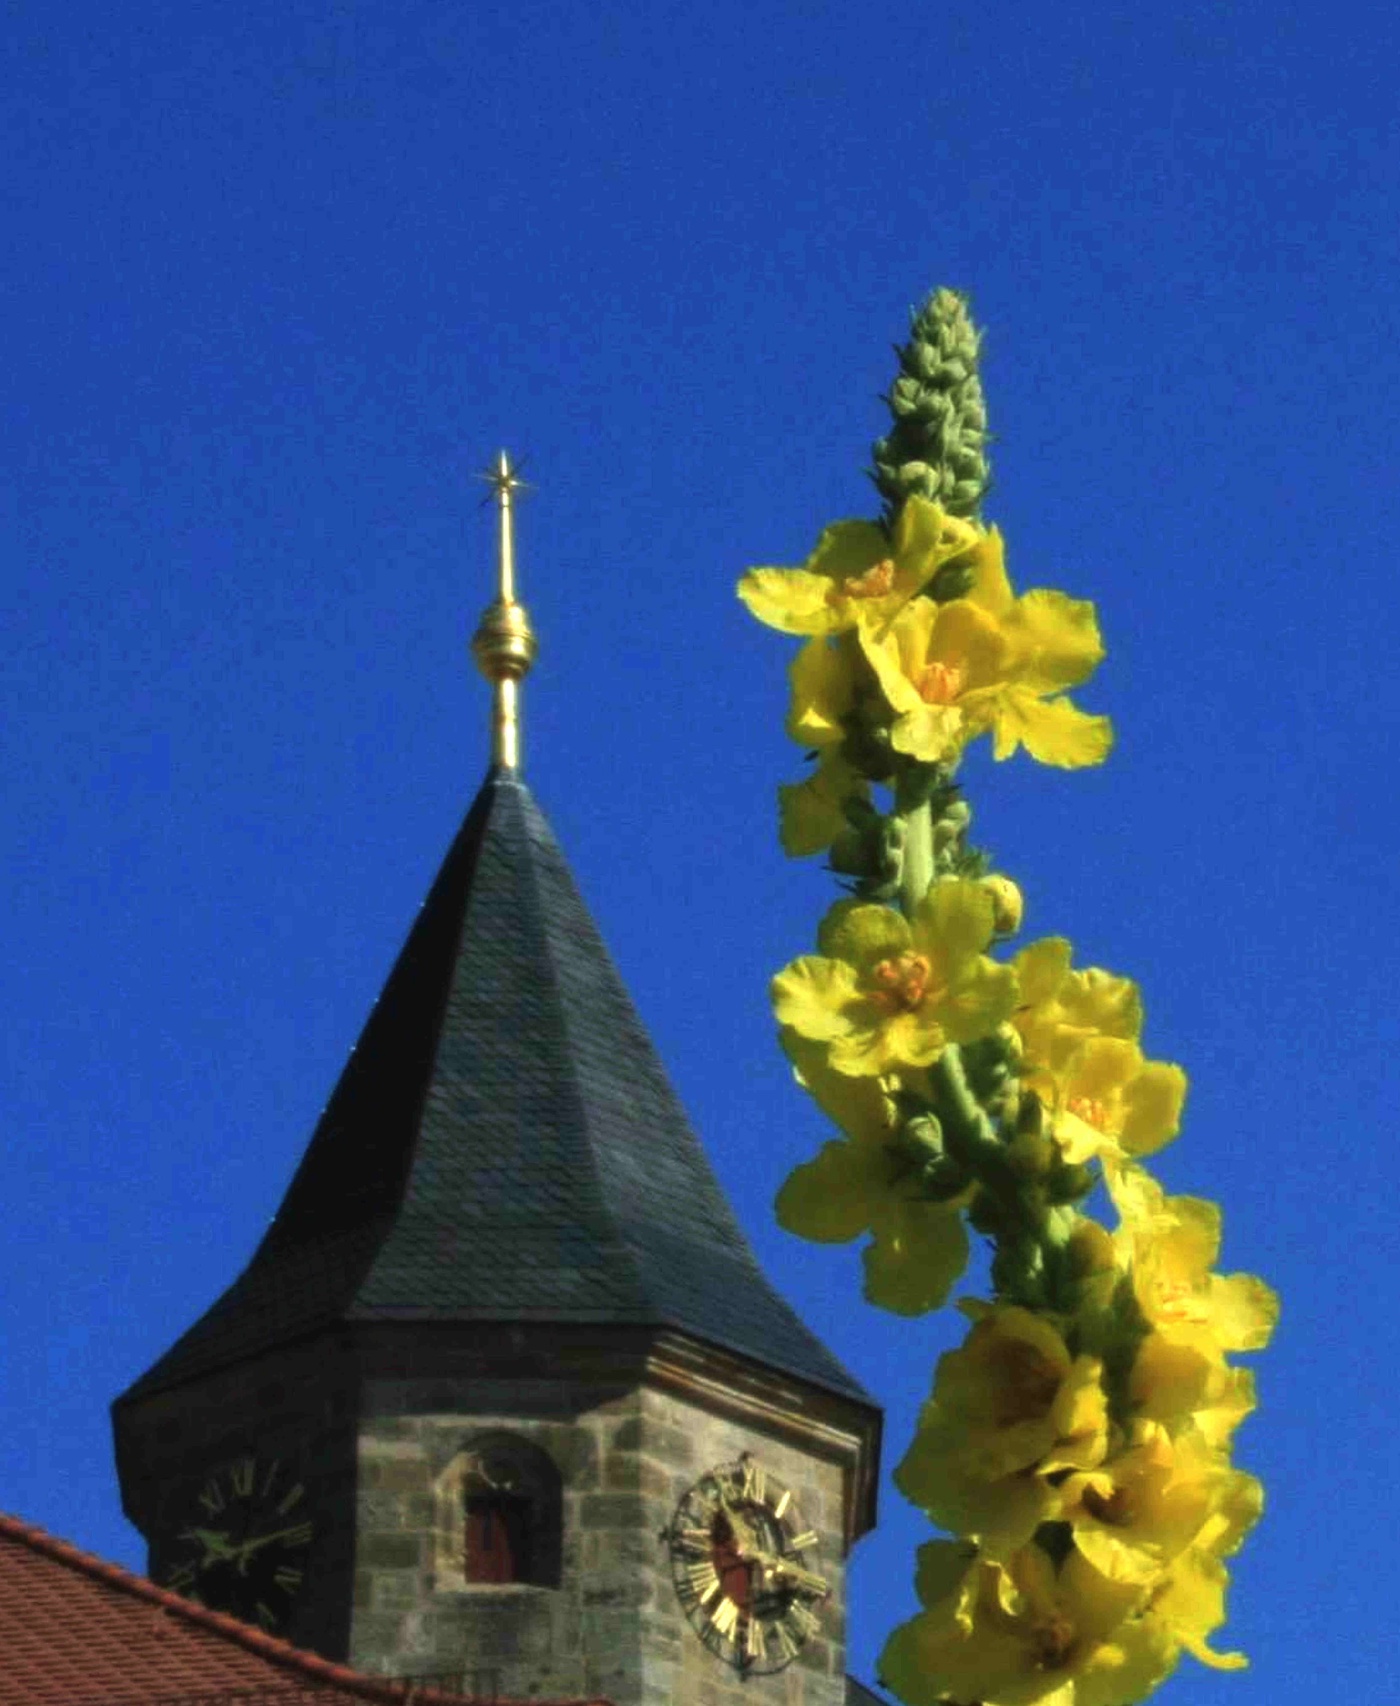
[471,449,537,771]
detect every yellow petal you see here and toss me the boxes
[858,595,936,711]
[1209,1272,1280,1353]
[781,1028,894,1143]
[1003,588,1106,691]
[941,956,1021,1045]
[1149,1551,1248,1672]
[778,754,865,857]
[863,1197,971,1315]
[1014,937,1073,1006]
[806,516,893,582]
[894,493,985,571]
[1120,1060,1188,1156]
[818,898,912,966]
[786,635,856,747]
[738,566,852,635]
[989,688,1114,767]
[771,955,860,1040]
[890,701,965,763]
[928,598,1010,690]
[775,1141,882,1243]
[914,877,999,968]
[964,524,1014,617]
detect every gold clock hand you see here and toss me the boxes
[233,1524,312,1565]
[716,1492,760,1558]
[767,1558,830,1597]
[178,1526,238,1567]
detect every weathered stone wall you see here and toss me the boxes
[352,1373,851,1706]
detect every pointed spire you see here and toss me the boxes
[471,450,538,771]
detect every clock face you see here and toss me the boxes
[162,1451,315,1634]
[665,1453,829,1674]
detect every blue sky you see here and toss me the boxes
[3,1,1397,1698]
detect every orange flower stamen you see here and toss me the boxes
[834,558,896,603]
[1031,1613,1078,1670]
[914,660,965,705]
[1067,1094,1110,1130]
[867,952,933,1014]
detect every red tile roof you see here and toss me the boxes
[0,1513,609,1706]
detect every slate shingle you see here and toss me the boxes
[121,771,868,1407]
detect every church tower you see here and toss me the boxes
[112,457,882,1706]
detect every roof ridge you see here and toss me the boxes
[506,781,652,1306]
[0,1513,608,1706]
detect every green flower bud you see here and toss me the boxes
[1008,1126,1055,1177]
[872,288,990,524]
[1066,1218,1116,1279]
[896,1112,944,1163]
[918,1155,972,1202]
[927,557,979,602]
[1046,1161,1096,1205]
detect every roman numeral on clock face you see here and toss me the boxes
[685,1560,720,1605]
[787,1600,821,1638]
[708,1595,740,1640]
[276,1481,306,1516]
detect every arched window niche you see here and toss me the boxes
[432,1431,562,1591]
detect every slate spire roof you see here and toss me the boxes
[121,767,869,1407]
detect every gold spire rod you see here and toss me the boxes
[471,450,538,771]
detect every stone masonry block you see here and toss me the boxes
[357,1532,422,1570]
[580,1491,650,1530]
[364,1457,429,1494]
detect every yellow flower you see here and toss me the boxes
[896,1302,1109,1561]
[1108,1168,1277,1444]
[772,880,1018,1077]
[1128,1337,1260,1450]
[786,630,860,748]
[774,631,872,856]
[738,496,988,636]
[1012,939,1142,1078]
[859,528,1113,768]
[879,1542,1176,1706]
[857,593,1009,763]
[777,752,868,857]
[774,1033,972,1314]
[1040,1035,1187,1168]
[1061,1422,1263,1589]
[1137,1544,1252,1674]
[1111,1168,1279,1359]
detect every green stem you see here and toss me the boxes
[931,1048,1083,1314]
[898,800,934,917]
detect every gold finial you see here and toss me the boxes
[471,450,538,771]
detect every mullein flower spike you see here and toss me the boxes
[738,289,1273,1703]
